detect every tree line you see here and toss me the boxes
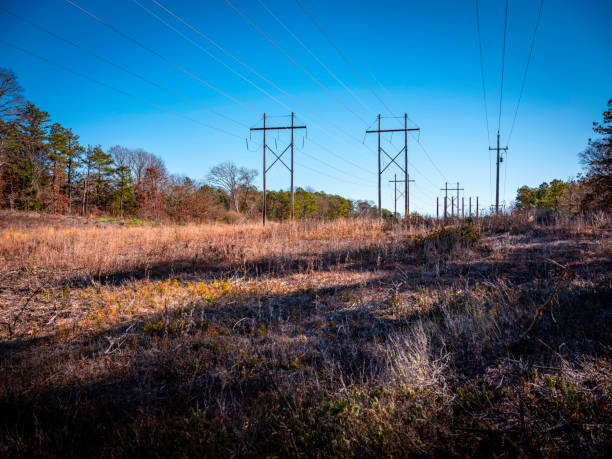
[515,99,611,214]
[0,68,381,222]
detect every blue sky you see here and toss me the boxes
[1,0,610,215]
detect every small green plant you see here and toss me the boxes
[144,320,166,336]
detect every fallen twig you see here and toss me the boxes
[512,265,572,345]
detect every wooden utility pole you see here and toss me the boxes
[476,196,479,219]
[489,131,508,214]
[366,114,420,218]
[389,173,414,218]
[444,196,447,220]
[462,197,465,218]
[441,182,463,220]
[250,113,306,225]
[436,197,439,219]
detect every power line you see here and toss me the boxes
[5,39,372,198]
[475,0,494,205]
[138,0,382,188]
[294,0,397,119]
[507,0,544,146]
[62,0,258,114]
[132,0,290,113]
[300,149,373,185]
[0,5,248,129]
[306,137,376,178]
[295,160,372,187]
[147,0,383,166]
[474,0,491,145]
[498,0,509,133]
[0,39,243,139]
[256,0,375,115]
[221,0,369,125]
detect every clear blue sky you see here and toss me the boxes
[1,0,610,215]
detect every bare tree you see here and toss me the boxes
[0,68,24,121]
[127,149,165,191]
[207,161,257,213]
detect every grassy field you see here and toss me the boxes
[0,211,611,457]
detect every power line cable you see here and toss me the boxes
[0,39,243,139]
[148,0,382,164]
[294,0,397,119]
[256,0,375,115]
[140,0,377,179]
[498,0,509,133]
[0,5,249,129]
[296,1,448,184]
[62,0,258,114]
[306,139,376,178]
[3,35,368,191]
[221,0,369,125]
[506,0,544,146]
[474,0,491,145]
[132,0,289,113]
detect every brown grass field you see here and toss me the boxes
[0,211,611,457]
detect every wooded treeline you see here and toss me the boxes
[515,99,611,214]
[0,68,371,222]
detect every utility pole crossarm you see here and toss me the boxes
[365,128,420,133]
[250,125,306,131]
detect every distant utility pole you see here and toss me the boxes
[389,173,414,218]
[476,196,479,219]
[250,112,306,225]
[462,197,465,218]
[489,130,508,214]
[451,197,455,218]
[436,197,439,219]
[366,114,420,218]
[440,182,463,219]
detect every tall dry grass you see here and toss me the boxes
[0,211,610,457]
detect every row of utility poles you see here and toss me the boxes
[249,112,501,225]
[437,182,481,219]
[436,193,481,219]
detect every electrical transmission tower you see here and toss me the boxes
[440,182,463,219]
[389,173,414,219]
[489,131,508,214]
[250,113,306,225]
[366,114,420,218]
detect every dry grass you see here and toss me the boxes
[0,211,611,457]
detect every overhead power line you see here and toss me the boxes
[63,0,258,114]
[132,0,289,113]
[507,0,544,146]
[474,0,491,145]
[222,0,369,125]
[0,5,248,129]
[147,0,383,166]
[294,0,397,119]
[2,34,367,190]
[291,1,448,184]
[0,39,242,139]
[498,0,509,133]
[136,1,378,183]
[256,0,375,115]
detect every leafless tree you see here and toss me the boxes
[0,68,24,121]
[129,149,165,191]
[207,161,257,213]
